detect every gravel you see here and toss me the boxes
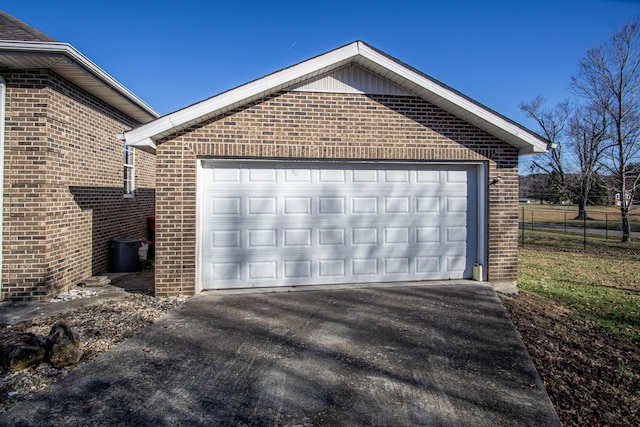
[0,294,185,413]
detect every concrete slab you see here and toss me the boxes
[0,285,128,325]
[109,270,154,294]
[0,271,154,325]
[0,283,560,426]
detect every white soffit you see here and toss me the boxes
[0,41,159,123]
[121,41,548,155]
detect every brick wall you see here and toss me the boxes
[155,92,519,296]
[2,69,156,300]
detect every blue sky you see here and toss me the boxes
[3,0,640,170]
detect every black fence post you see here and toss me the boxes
[531,210,534,231]
[521,206,525,247]
[583,213,587,251]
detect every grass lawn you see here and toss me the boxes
[518,247,640,340]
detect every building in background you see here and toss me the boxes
[0,10,159,300]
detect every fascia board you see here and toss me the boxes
[355,42,549,154]
[122,43,361,146]
[518,145,545,155]
[0,41,160,120]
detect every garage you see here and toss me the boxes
[198,161,484,290]
[120,41,549,296]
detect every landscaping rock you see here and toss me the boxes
[0,294,185,413]
[45,322,83,369]
[0,332,46,372]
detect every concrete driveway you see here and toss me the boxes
[0,282,560,426]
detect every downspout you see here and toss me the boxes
[0,76,5,300]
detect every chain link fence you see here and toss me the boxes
[518,205,640,250]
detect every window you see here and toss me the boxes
[124,144,135,196]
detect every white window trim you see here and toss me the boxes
[124,144,135,197]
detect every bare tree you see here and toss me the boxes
[520,96,571,203]
[568,105,609,219]
[571,21,640,242]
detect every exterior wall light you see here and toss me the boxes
[489,176,503,186]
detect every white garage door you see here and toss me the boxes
[198,161,478,290]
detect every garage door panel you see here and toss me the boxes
[352,258,378,276]
[383,227,410,244]
[416,227,441,243]
[384,257,410,274]
[207,197,242,216]
[245,262,276,281]
[199,162,478,289]
[446,197,468,213]
[248,229,277,248]
[318,197,346,214]
[248,168,277,183]
[353,169,378,183]
[283,229,312,247]
[284,197,312,215]
[209,261,242,281]
[384,170,410,183]
[352,227,378,245]
[416,170,440,183]
[210,168,241,183]
[210,229,241,248]
[352,197,378,214]
[383,197,410,214]
[416,197,440,213]
[284,260,312,279]
[416,256,441,274]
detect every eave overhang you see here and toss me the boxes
[121,41,548,155]
[0,41,159,123]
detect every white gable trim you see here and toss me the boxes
[121,41,548,155]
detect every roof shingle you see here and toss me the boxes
[0,10,58,42]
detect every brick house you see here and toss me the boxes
[0,11,159,300]
[123,41,549,296]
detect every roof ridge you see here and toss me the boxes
[0,9,58,42]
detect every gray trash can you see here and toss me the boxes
[109,238,142,272]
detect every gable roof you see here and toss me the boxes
[120,41,549,154]
[0,10,159,123]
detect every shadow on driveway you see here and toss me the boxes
[0,283,560,426]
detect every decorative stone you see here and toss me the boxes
[45,322,83,369]
[0,332,46,372]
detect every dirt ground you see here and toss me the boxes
[502,291,640,427]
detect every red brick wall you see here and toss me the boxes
[2,70,155,300]
[155,92,519,296]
